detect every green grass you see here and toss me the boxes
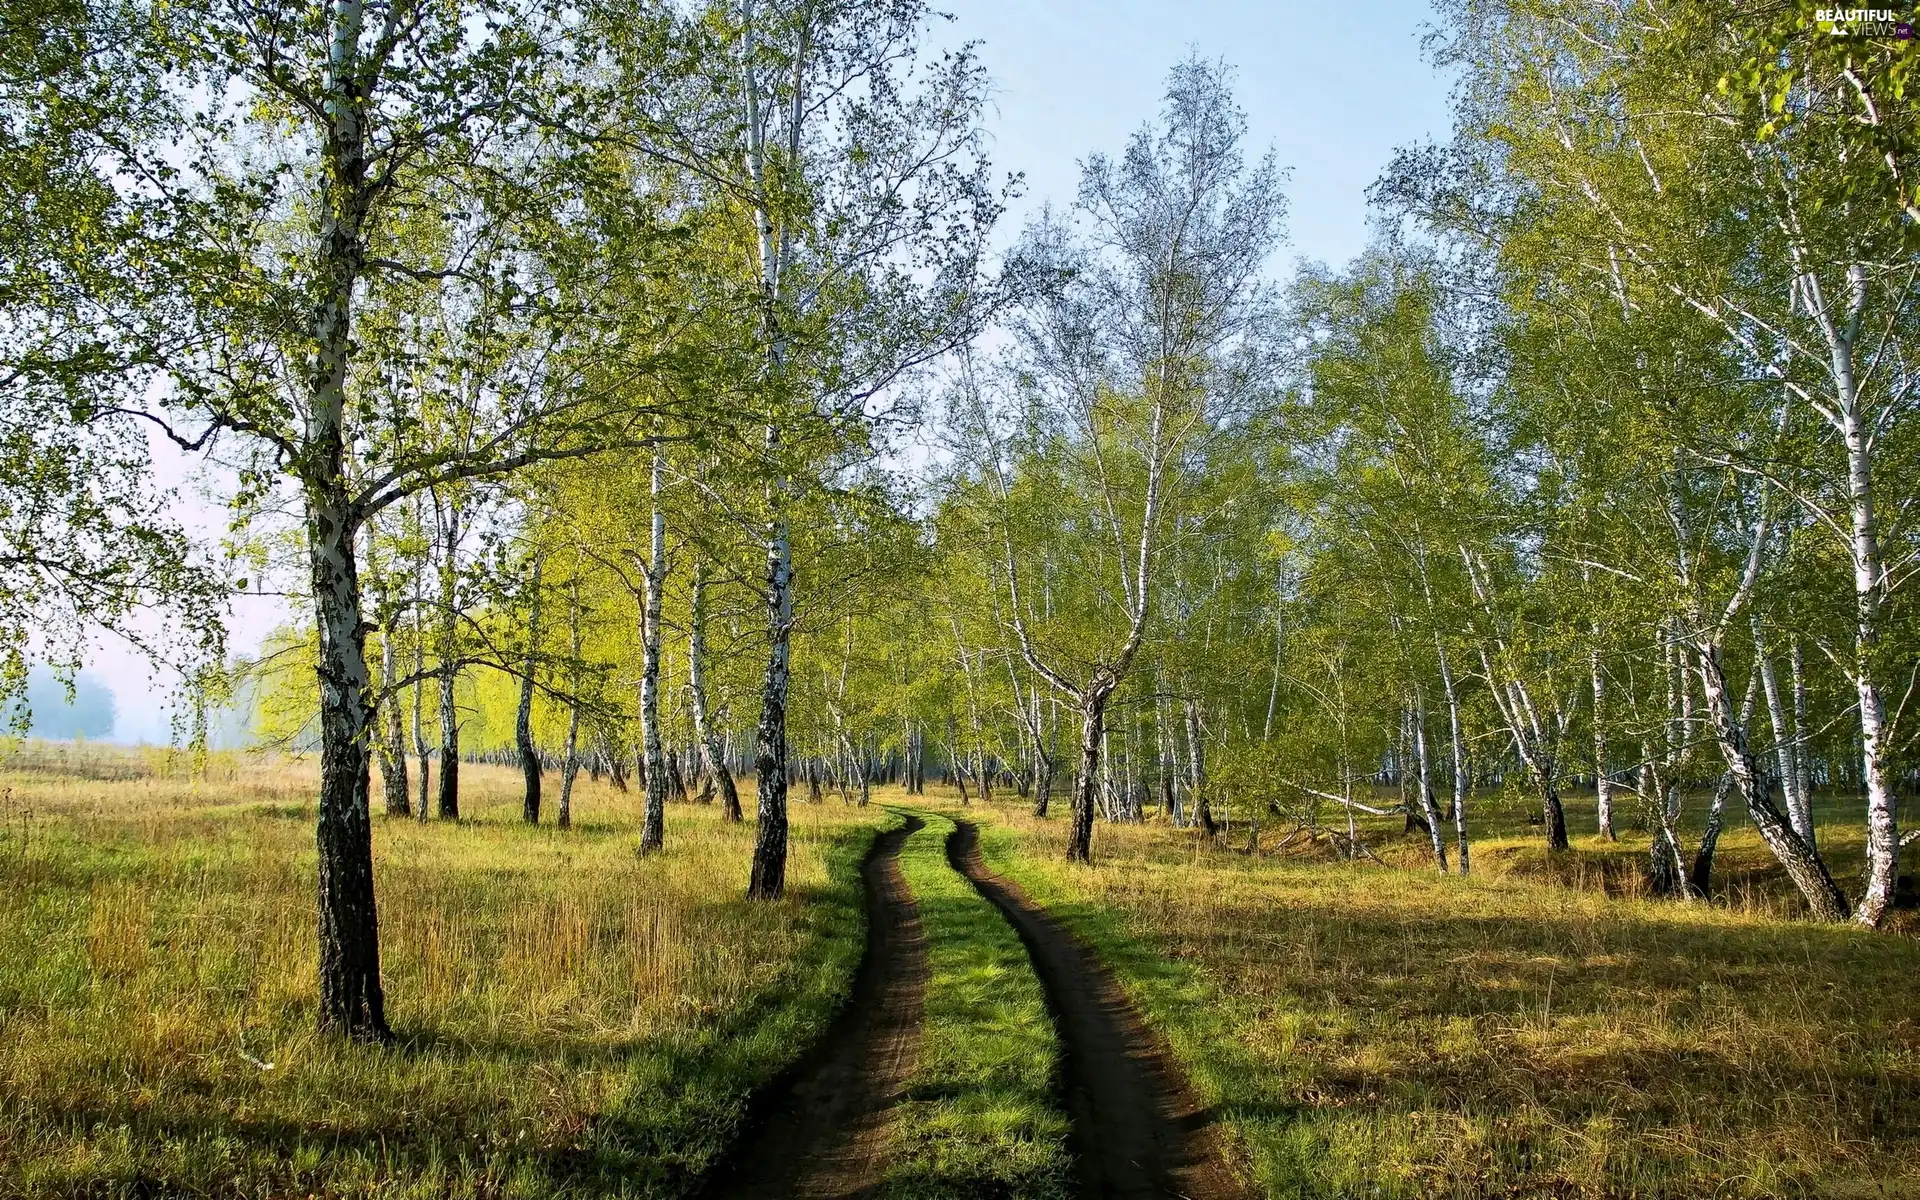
[964,793,1920,1200]
[10,746,1911,1199]
[882,807,1072,1200]
[0,744,890,1198]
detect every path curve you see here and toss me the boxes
[701,813,928,1200]
[948,818,1249,1200]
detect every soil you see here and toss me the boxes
[700,814,929,1200]
[948,818,1251,1200]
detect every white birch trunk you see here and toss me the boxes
[1694,640,1850,921]
[1411,696,1447,870]
[688,559,741,822]
[1807,261,1895,924]
[410,526,430,823]
[516,552,545,824]
[639,443,667,854]
[1840,383,1897,925]
[742,0,803,899]
[1791,637,1814,819]
[1437,636,1469,875]
[558,578,582,830]
[434,497,461,821]
[1590,642,1613,840]
[309,0,384,1037]
[1752,614,1811,841]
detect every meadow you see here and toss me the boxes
[971,790,1920,1198]
[5,741,1917,1199]
[0,743,886,1198]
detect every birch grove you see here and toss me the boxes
[17,0,1920,1043]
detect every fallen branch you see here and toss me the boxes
[1278,778,1404,817]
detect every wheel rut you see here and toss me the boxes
[947,818,1249,1200]
[701,813,928,1200]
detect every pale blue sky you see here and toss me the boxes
[942,0,1456,269]
[90,1,1458,743]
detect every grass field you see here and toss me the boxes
[883,808,1071,1199]
[5,741,1915,1199]
[967,787,1920,1199]
[0,743,887,1198]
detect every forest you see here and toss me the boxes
[3,0,1919,1196]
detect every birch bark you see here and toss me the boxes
[1437,638,1469,874]
[310,0,382,1037]
[517,552,545,824]
[742,0,801,899]
[1752,614,1811,841]
[1692,668,1759,896]
[639,443,667,854]
[411,523,430,823]
[1791,637,1813,822]
[434,495,462,822]
[368,527,409,819]
[1412,695,1447,871]
[378,624,409,817]
[688,559,741,822]
[558,578,582,830]
[1590,642,1613,840]
[1695,641,1850,921]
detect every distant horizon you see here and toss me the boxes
[11,665,256,749]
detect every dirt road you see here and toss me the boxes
[701,814,929,1200]
[949,818,1248,1200]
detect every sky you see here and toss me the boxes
[81,0,1459,744]
[943,0,1457,263]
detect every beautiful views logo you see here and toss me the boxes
[1814,7,1916,37]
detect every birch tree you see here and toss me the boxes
[602,0,1005,896]
[1393,0,1917,922]
[969,56,1287,862]
[66,0,695,1038]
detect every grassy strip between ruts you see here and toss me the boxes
[967,798,1920,1200]
[881,808,1072,1200]
[0,753,891,1198]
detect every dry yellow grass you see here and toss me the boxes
[9,744,1912,1198]
[963,789,1920,1199]
[0,743,887,1198]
